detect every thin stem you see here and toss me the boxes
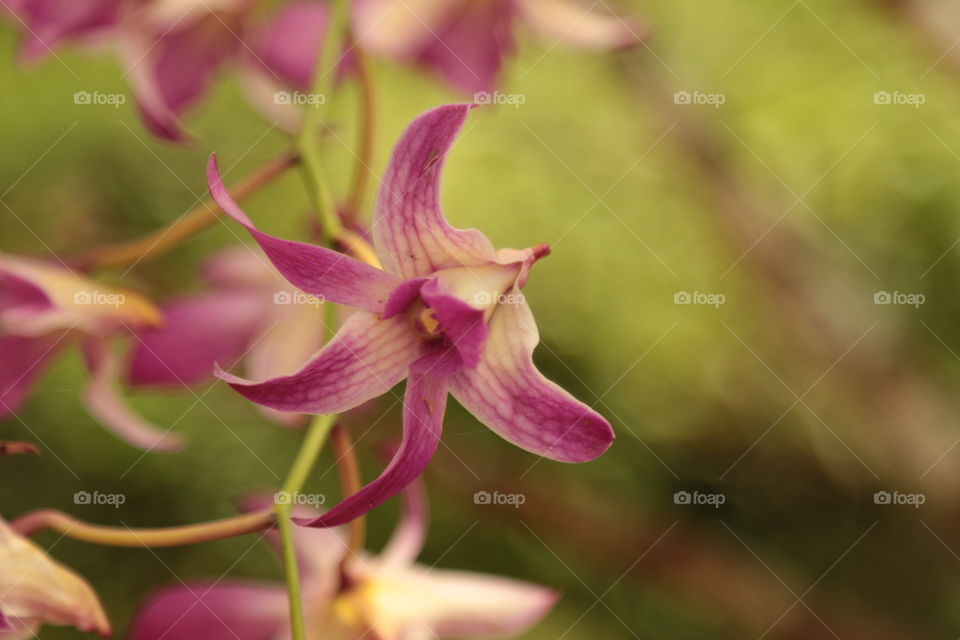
[331,424,365,554]
[74,152,298,270]
[0,441,39,456]
[336,228,381,268]
[275,413,337,640]
[11,510,273,547]
[344,30,376,223]
[295,0,348,237]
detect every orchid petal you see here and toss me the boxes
[244,299,326,426]
[121,19,231,142]
[294,363,448,528]
[358,564,558,640]
[82,340,184,452]
[200,244,287,290]
[0,334,65,417]
[0,518,111,637]
[449,293,614,462]
[0,255,162,337]
[414,2,513,95]
[249,0,328,91]
[208,154,401,313]
[127,290,268,387]
[238,494,349,586]
[218,311,426,414]
[352,0,460,60]
[10,0,121,62]
[129,582,287,640]
[373,103,497,279]
[517,0,644,50]
[378,480,428,569]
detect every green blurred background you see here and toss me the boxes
[4,0,960,637]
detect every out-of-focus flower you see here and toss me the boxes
[0,517,111,638]
[130,485,557,640]
[3,0,124,62]
[118,0,258,141]
[353,0,644,94]
[208,102,614,528]
[126,245,326,426]
[0,254,181,450]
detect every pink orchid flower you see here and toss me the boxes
[130,485,557,640]
[208,103,614,528]
[3,0,123,62]
[0,517,111,638]
[353,0,644,94]
[126,245,326,426]
[0,254,182,451]
[119,0,259,141]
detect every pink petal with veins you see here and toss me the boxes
[449,292,613,462]
[294,361,448,528]
[208,154,402,313]
[373,103,497,278]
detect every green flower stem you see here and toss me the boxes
[296,0,348,238]
[275,413,337,640]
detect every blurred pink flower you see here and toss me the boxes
[0,517,111,638]
[126,245,326,426]
[3,0,338,140]
[354,0,644,94]
[208,102,614,528]
[3,0,124,61]
[118,0,258,141]
[0,254,181,451]
[130,485,557,640]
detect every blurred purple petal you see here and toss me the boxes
[449,294,614,462]
[129,582,287,640]
[81,340,184,452]
[378,479,428,568]
[250,0,327,91]
[127,291,268,388]
[0,334,64,417]
[373,103,497,278]
[415,1,513,95]
[8,0,121,61]
[123,22,233,143]
[208,154,402,312]
[294,363,448,528]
